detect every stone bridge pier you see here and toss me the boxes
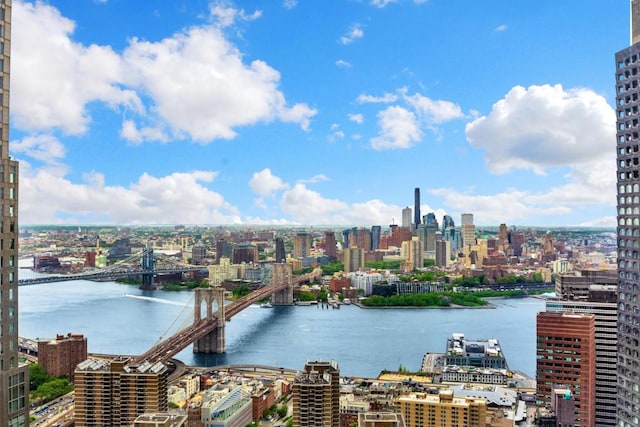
[193,287,226,354]
[271,263,293,305]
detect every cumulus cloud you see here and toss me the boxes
[370,106,421,150]
[249,168,289,196]
[336,59,352,68]
[340,24,364,45]
[12,1,142,135]
[280,184,348,224]
[402,90,465,124]
[494,24,508,32]
[466,84,615,175]
[357,92,398,104]
[12,1,315,143]
[19,165,241,224]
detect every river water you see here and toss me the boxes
[18,280,544,378]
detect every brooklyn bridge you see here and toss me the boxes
[20,249,321,362]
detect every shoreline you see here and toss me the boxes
[353,301,496,309]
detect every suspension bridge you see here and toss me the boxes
[134,265,322,363]
[18,246,205,289]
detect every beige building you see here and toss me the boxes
[344,246,365,273]
[396,390,487,427]
[293,360,340,427]
[74,358,168,427]
[358,412,406,427]
[0,2,30,425]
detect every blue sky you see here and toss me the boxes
[9,0,628,227]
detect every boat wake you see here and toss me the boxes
[124,294,186,307]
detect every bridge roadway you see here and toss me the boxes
[135,269,321,364]
[18,266,205,286]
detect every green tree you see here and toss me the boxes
[32,378,73,402]
[29,364,48,391]
[277,404,288,418]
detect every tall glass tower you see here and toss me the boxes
[616,2,640,425]
[0,1,29,425]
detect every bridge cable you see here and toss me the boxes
[155,293,195,344]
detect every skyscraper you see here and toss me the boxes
[293,232,311,258]
[460,213,475,248]
[401,206,412,228]
[323,231,337,259]
[292,360,340,427]
[536,312,596,427]
[414,187,421,227]
[616,3,640,425]
[0,2,30,425]
[274,237,286,263]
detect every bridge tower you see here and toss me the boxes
[193,287,226,353]
[139,245,156,290]
[271,263,294,305]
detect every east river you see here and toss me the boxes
[18,279,545,378]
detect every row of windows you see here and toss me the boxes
[621,157,640,168]
[619,303,640,315]
[619,311,640,326]
[618,239,640,249]
[619,105,640,119]
[620,290,640,303]
[618,54,640,69]
[619,195,640,205]
[618,133,640,145]
[619,92,640,106]
[620,170,640,180]
[618,67,640,81]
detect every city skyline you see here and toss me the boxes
[9,0,626,227]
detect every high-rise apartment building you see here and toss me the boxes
[323,231,337,259]
[414,188,421,228]
[536,312,596,427]
[402,206,412,228]
[545,287,618,426]
[75,358,168,427]
[292,360,339,427]
[274,237,286,263]
[616,3,640,425]
[293,232,311,258]
[460,213,475,248]
[343,246,365,273]
[370,225,381,251]
[0,2,29,426]
[38,333,88,380]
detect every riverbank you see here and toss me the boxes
[353,300,496,309]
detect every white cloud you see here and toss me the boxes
[19,165,241,224]
[11,135,66,164]
[402,90,465,124]
[12,1,315,143]
[283,0,298,9]
[12,1,142,135]
[298,174,330,184]
[340,24,364,45]
[431,188,572,226]
[349,113,364,124]
[208,1,262,28]
[356,92,398,104]
[371,0,398,7]
[494,24,508,32]
[465,84,615,175]
[249,168,289,196]
[336,59,352,68]
[370,106,421,150]
[280,184,348,224]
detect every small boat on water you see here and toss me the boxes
[260,302,273,308]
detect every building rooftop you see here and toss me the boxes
[446,333,504,360]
